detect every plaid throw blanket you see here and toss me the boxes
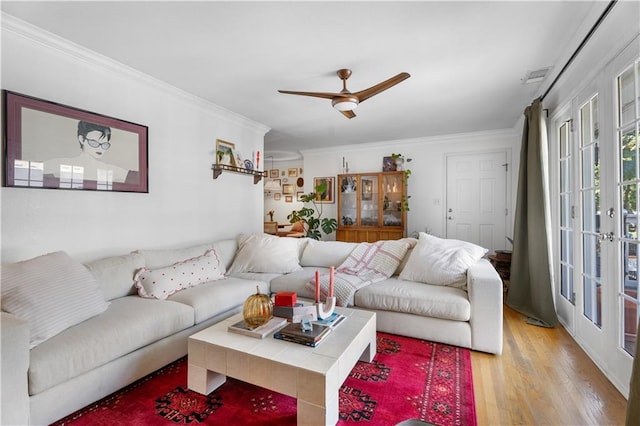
[306,240,410,307]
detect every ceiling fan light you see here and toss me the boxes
[332,97,358,111]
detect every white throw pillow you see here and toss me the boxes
[300,239,358,267]
[399,233,488,288]
[228,233,302,274]
[1,251,110,349]
[134,249,225,299]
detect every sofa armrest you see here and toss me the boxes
[467,259,503,354]
[1,311,30,425]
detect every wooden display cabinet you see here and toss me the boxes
[336,171,407,242]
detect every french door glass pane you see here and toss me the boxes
[559,120,574,304]
[619,66,636,126]
[618,60,639,356]
[561,229,573,263]
[561,264,574,302]
[582,188,600,233]
[581,97,602,329]
[561,193,571,227]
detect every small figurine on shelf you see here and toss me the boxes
[267,210,275,222]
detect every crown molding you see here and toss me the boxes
[300,128,520,156]
[1,12,270,136]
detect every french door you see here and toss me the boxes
[552,45,639,396]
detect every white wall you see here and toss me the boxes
[1,15,269,263]
[302,128,521,243]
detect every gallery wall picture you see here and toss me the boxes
[3,91,148,193]
[313,176,334,203]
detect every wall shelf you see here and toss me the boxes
[212,164,267,184]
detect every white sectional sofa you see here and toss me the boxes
[1,233,503,425]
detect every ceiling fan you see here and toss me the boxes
[278,69,410,119]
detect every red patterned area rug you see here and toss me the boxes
[52,333,476,426]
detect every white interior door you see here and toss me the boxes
[445,151,509,253]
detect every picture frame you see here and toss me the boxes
[285,195,293,203]
[274,193,281,201]
[288,168,298,177]
[3,91,148,192]
[296,191,304,202]
[216,139,236,167]
[314,177,334,203]
[383,156,397,172]
[270,169,279,178]
[272,178,281,187]
[282,183,295,195]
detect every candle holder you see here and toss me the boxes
[316,296,336,320]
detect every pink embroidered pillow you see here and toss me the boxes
[134,249,224,300]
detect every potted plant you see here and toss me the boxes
[287,181,338,240]
[391,153,412,211]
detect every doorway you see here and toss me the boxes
[445,150,510,253]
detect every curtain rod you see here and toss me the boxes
[540,0,618,101]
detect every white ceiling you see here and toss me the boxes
[2,1,606,158]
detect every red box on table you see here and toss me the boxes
[275,292,297,307]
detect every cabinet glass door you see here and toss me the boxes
[339,175,357,227]
[360,175,379,227]
[382,173,403,227]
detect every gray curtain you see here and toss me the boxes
[626,318,640,425]
[507,97,559,327]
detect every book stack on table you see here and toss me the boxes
[274,322,332,347]
[228,317,287,339]
[274,312,346,347]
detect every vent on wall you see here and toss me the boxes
[522,67,552,84]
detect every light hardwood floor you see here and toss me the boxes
[472,305,629,425]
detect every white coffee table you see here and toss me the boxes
[188,307,376,426]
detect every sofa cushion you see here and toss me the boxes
[399,232,487,288]
[300,239,358,267]
[168,277,269,324]
[269,267,330,300]
[212,239,238,271]
[354,278,471,321]
[135,243,214,269]
[85,252,145,301]
[28,296,194,395]
[393,237,418,275]
[134,249,225,300]
[228,233,303,274]
[1,251,110,349]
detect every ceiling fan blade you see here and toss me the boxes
[354,72,410,103]
[340,110,356,119]
[277,90,340,100]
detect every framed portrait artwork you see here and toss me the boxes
[274,193,281,201]
[314,177,334,203]
[285,195,293,203]
[288,168,298,177]
[296,191,304,202]
[269,169,279,178]
[3,91,148,192]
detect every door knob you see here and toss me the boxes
[598,232,614,242]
